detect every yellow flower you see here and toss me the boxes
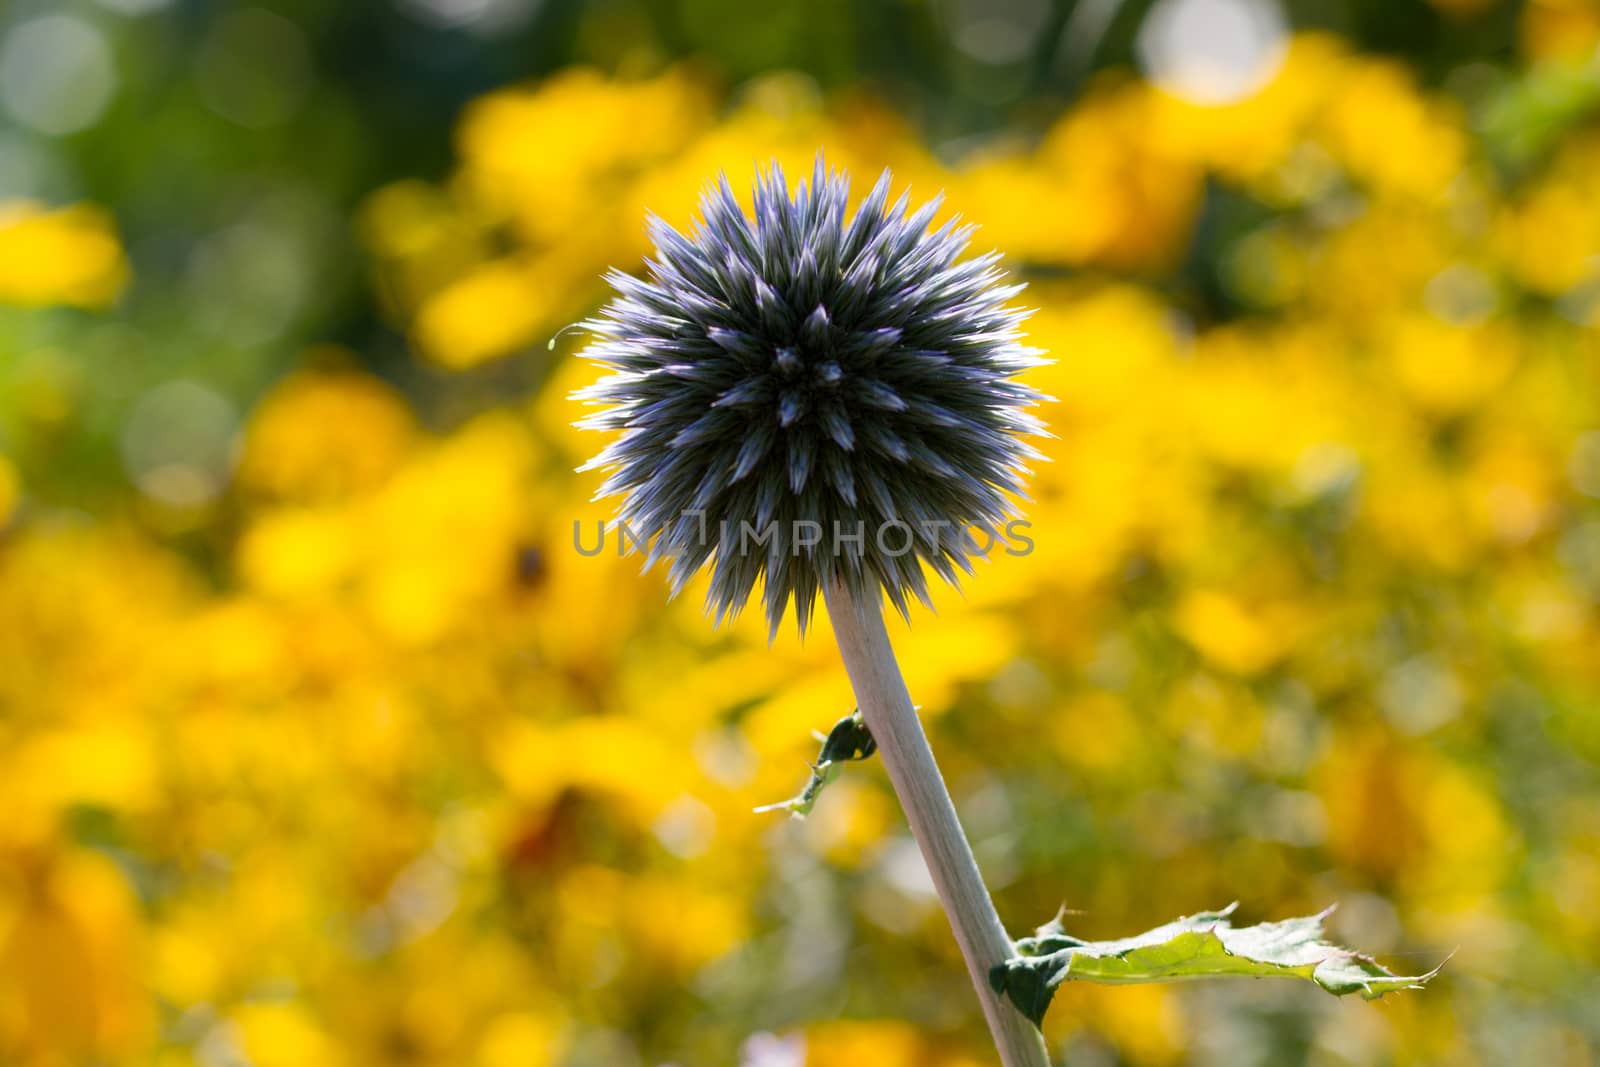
[1316,728,1515,907]
[232,1002,340,1067]
[1045,984,1186,1065]
[1522,0,1600,61]
[1317,58,1465,199]
[240,364,416,501]
[355,413,534,644]
[1494,154,1600,295]
[237,505,359,600]
[0,201,127,308]
[1148,34,1347,187]
[979,81,1202,271]
[413,256,576,369]
[802,1020,982,1067]
[1174,590,1302,676]
[492,716,691,823]
[476,1011,568,1067]
[12,724,158,818]
[0,852,153,1060]
[455,67,712,245]
[1389,317,1519,417]
[0,454,18,527]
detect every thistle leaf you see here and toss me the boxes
[753,709,876,818]
[989,903,1442,1028]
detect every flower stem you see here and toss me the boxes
[824,580,1053,1067]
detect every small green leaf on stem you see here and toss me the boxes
[754,709,876,818]
[990,903,1442,1028]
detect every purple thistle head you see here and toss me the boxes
[573,155,1047,637]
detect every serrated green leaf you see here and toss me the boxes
[990,903,1441,1027]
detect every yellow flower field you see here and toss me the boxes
[2,2,1598,1063]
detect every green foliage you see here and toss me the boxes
[991,904,1441,1028]
[754,709,876,817]
[1481,60,1600,171]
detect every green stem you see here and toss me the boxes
[824,580,1053,1067]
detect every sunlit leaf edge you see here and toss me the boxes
[990,903,1443,1027]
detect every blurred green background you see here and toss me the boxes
[3,1,1600,1065]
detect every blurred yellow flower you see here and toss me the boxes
[1174,590,1301,676]
[1495,154,1600,295]
[232,1002,340,1067]
[1522,0,1600,60]
[1389,317,1518,417]
[357,413,533,643]
[0,852,151,1062]
[0,454,18,527]
[414,257,565,369]
[238,505,359,600]
[476,1010,568,1067]
[1051,691,1143,772]
[240,364,417,501]
[12,724,158,817]
[0,201,128,309]
[1316,728,1514,909]
[1147,35,1346,186]
[1045,984,1185,1065]
[802,1020,981,1067]
[455,67,713,246]
[1318,59,1465,199]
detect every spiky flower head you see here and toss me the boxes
[574,156,1047,636]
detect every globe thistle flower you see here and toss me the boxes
[573,156,1046,636]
